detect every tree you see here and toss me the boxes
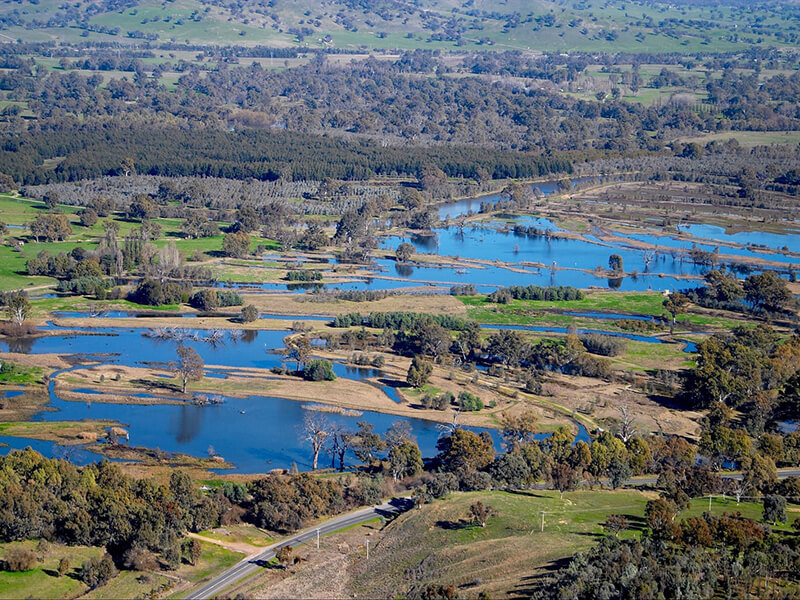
[742,453,778,494]
[241,305,259,323]
[604,514,628,537]
[79,208,98,228]
[407,356,433,388]
[762,495,786,524]
[469,501,496,528]
[0,172,16,193]
[329,427,354,471]
[43,191,60,210]
[234,206,260,232]
[5,293,31,327]
[395,242,415,262]
[301,413,330,470]
[190,289,219,311]
[222,231,251,258]
[607,458,632,490]
[550,462,579,499]
[128,195,157,221]
[351,421,386,465]
[744,271,792,313]
[284,335,312,372]
[303,359,336,381]
[500,411,539,451]
[29,213,72,242]
[435,428,494,473]
[645,498,679,540]
[388,441,423,481]
[608,254,623,273]
[489,452,532,489]
[186,538,202,565]
[79,554,117,589]
[275,544,293,568]
[175,344,204,394]
[704,270,743,304]
[663,292,689,332]
[57,557,70,577]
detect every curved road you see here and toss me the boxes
[188,468,800,598]
[187,498,412,599]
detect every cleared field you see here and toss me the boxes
[677,130,800,148]
[351,489,783,599]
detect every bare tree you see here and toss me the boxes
[384,420,414,449]
[329,426,353,472]
[175,344,204,394]
[616,400,637,443]
[302,413,330,470]
[5,293,30,327]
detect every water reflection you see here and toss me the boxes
[172,404,205,444]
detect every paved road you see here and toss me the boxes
[188,468,800,598]
[187,498,412,599]
[626,468,800,487]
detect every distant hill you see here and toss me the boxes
[2,0,799,53]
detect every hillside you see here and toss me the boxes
[2,0,799,52]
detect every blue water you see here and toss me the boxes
[381,226,709,292]
[620,232,800,266]
[563,311,656,322]
[0,435,104,466]
[0,326,590,472]
[677,224,800,253]
[438,177,596,220]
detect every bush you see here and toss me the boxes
[217,291,243,307]
[3,547,37,572]
[79,554,117,589]
[579,333,626,357]
[241,304,259,323]
[190,289,220,311]
[458,390,484,412]
[128,279,188,306]
[286,269,323,282]
[303,359,336,381]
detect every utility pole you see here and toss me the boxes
[366,539,370,560]
[316,528,320,549]
[708,495,713,512]
[540,511,545,532]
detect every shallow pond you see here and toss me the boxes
[382,226,707,291]
[0,327,590,472]
[437,176,598,220]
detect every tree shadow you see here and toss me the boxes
[434,519,473,530]
[130,378,182,393]
[504,489,552,499]
[42,568,60,578]
[509,555,573,598]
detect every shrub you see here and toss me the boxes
[241,305,259,323]
[3,547,37,572]
[79,554,117,589]
[303,359,336,381]
[458,391,484,411]
[190,289,219,311]
[579,333,626,357]
[286,269,323,282]
[128,279,188,306]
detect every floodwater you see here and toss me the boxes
[0,326,589,472]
